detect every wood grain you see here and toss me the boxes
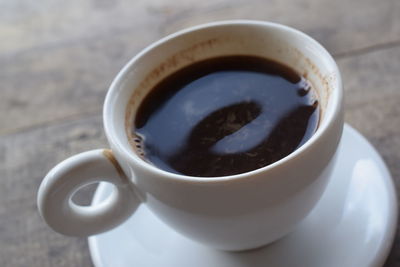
[1,0,400,135]
[0,115,105,266]
[1,0,400,266]
[339,45,400,185]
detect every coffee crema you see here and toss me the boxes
[130,55,319,177]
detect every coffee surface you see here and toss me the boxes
[132,56,319,177]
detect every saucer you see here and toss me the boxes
[88,124,397,267]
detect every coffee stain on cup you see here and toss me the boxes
[291,47,339,122]
[138,38,220,93]
[103,149,126,178]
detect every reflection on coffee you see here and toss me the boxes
[130,56,319,177]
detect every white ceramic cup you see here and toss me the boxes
[37,20,343,251]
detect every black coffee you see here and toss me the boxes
[131,55,319,177]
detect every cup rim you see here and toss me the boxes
[103,19,343,183]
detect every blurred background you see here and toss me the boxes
[0,0,399,266]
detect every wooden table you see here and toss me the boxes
[1,0,399,266]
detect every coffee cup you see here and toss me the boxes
[37,20,343,251]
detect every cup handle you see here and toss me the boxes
[37,149,141,236]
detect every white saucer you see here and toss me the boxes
[88,124,397,267]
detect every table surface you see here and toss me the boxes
[1,0,400,266]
